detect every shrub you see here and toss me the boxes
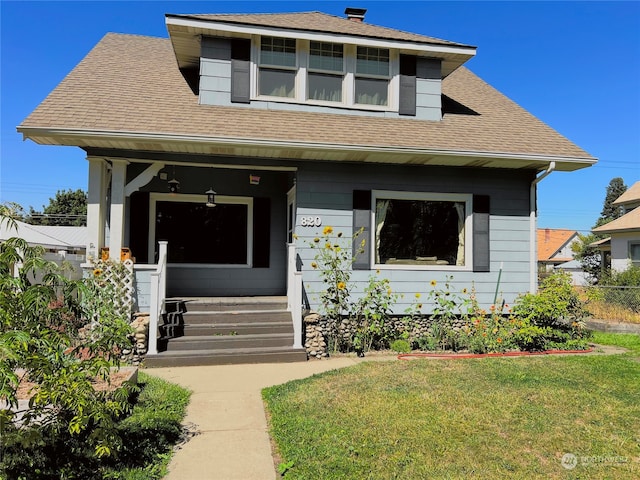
[512,272,585,327]
[0,373,191,480]
[390,339,411,353]
[0,207,135,467]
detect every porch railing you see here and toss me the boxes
[287,243,303,349]
[147,241,168,355]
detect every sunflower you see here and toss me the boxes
[430,280,437,287]
[337,281,346,290]
[323,226,334,235]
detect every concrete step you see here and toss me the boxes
[163,333,294,352]
[181,309,292,325]
[144,346,308,367]
[183,322,293,336]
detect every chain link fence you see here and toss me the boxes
[578,286,640,323]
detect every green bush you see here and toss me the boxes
[390,339,411,353]
[0,373,190,480]
[512,272,585,327]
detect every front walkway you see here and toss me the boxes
[148,356,392,479]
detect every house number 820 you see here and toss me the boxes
[300,216,322,227]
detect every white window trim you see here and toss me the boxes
[251,36,398,112]
[149,193,254,268]
[370,190,473,271]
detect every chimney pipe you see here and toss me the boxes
[345,7,367,22]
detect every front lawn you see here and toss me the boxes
[263,334,640,479]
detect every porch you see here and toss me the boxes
[86,155,306,364]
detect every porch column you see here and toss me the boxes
[109,159,129,261]
[86,157,107,260]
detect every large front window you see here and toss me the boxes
[151,195,253,265]
[373,192,471,268]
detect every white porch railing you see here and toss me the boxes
[147,241,168,355]
[287,243,303,349]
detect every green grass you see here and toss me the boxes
[263,335,640,479]
[592,331,640,355]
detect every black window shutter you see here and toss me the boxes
[399,55,417,116]
[252,198,270,267]
[473,195,490,272]
[129,192,149,264]
[352,190,371,270]
[231,39,251,104]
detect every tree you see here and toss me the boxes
[593,177,627,228]
[28,189,87,226]
[572,233,604,283]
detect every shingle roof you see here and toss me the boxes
[592,207,640,234]
[612,181,640,206]
[169,11,469,47]
[18,33,594,164]
[537,228,578,262]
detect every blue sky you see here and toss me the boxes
[1,1,638,231]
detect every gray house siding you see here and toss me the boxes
[293,162,534,313]
[93,148,535,307]
[200,37,232,106]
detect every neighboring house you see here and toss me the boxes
[537,228,579,272]
[554,259,590,286]
[0,220,87,280]
[593,181,640,272]
[17,8,595,361]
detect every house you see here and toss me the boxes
[593,181,640,272]
[0,220,87,280]
[537,228,579,273]
[17,8,595,363]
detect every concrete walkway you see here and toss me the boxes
[148,356,391,479]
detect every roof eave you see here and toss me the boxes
[164,15,476,75]
[17,125,597,172]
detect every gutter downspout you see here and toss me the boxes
[530,162,556,293]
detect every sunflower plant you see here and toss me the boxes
[309,226,363,322]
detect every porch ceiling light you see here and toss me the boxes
[206,188,217,207]
[168,177,180,194]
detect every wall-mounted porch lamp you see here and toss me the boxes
[205,188,217,207]
[168,178,180,194]
[168,165,180,194]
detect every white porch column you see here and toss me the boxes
[86,157,107,260]
[109,159,129,261]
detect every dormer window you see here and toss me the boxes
[259,37,296,98]
[254,36,394,110]
[308,42,344,102]
[355,47,389,106]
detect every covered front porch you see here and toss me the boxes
[85,154,303,358]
